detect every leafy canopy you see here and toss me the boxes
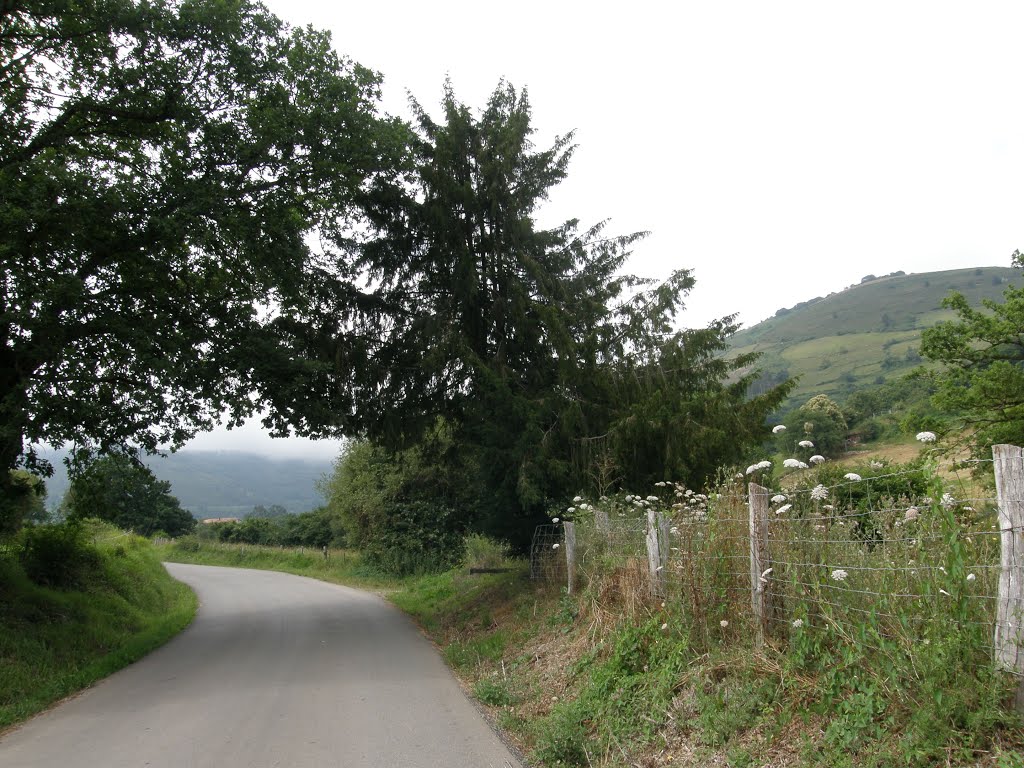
[0,0,406,521]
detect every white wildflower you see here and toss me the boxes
[552,517,560,523]
[870,460,883,469]
[798,440,814,448]
[916,431,937,443]
[661,622,669,631]
[830,569,849,581]
[966,573,977,582]
[655,481,667,487]
[940,493,956,510]
[552,543,560,550]
[625,495,634,502]
[670,526,679,535]
[776,504,792,515]
[783,458,803,469]
[844,473,862,482]
[809,455,826,465]
[772,424,787,434]
[573,495,583,503]
[566,507,576,514]
[760,568,773,584]
[810,484,829,501]
[792,618,804,628]
[903,507,919,522]
[771,494,787,504]
[646,495,659,502]
[939,588,951,597]
[720,620,729,628]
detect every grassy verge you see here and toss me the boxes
[0,522,197,731]
[156,538,401,591]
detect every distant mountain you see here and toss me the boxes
[728,266,1020,405]
[36,449,335,517]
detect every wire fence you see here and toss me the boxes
[531,447,1024,693]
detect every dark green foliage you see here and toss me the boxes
[322,437,473,572]
[360,501,465,576]
[1,470,47,537]
[0,0,405,512]
[64,450,195,538]
[18,522,101,589]
[312,83,789,545]
[921,251,1024,458]
[780,394,848,458]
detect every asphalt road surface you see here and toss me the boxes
[0,563,524,768]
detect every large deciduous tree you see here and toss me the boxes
[920,251,1024,457]
[0,0,407,524]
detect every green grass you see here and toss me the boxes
[156,537,401,591]
[0,524,197,730]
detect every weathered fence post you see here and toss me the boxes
[993,444,1024,711]
[563,521,577,595]
[748,482,773,648]
[646,510,668,598]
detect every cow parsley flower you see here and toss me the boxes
[566,506,576,514]
[552,543,560,550]
[798,440,814,448]
[772,424,787,434]
[916,431,937,443]
[720,620,729,628]
[809,455,826,464]
[783,458,803,469]
[830,569,849,581]
[655,481,666,487]
[771,494,787,504]
[573,495,583,503]
[940,493,956,510]
[810,484,829,501]
[843,473,862,482]
[552,517,560,523]
[792,618,804,628]
[776,504,792,515]
[646,495,659,502]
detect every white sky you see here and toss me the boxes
[187,0,1024,458]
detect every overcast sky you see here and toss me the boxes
[185,0,1024,458]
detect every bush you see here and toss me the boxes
[362,501,465,576]
[19,522,101,589]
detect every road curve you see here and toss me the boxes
[0,563,523,768]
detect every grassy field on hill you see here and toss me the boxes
[731,266,1019,405]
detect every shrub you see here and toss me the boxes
[19,522,101,589]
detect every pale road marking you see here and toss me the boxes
[0,563,524,768]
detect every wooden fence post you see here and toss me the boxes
[748,482,773,648]
[993,444,1024,711]
[646,510,668,598]
[563,521,577,595]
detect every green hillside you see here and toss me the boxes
[730,266,1019,405]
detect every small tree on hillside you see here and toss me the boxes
[63,451,195,538]
[781,394,848,458]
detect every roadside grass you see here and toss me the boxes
[0,522,196,731]
[156,537,401,592]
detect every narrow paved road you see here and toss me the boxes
[0,563,524,768]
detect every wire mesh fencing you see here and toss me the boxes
[530,446,1024,695]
